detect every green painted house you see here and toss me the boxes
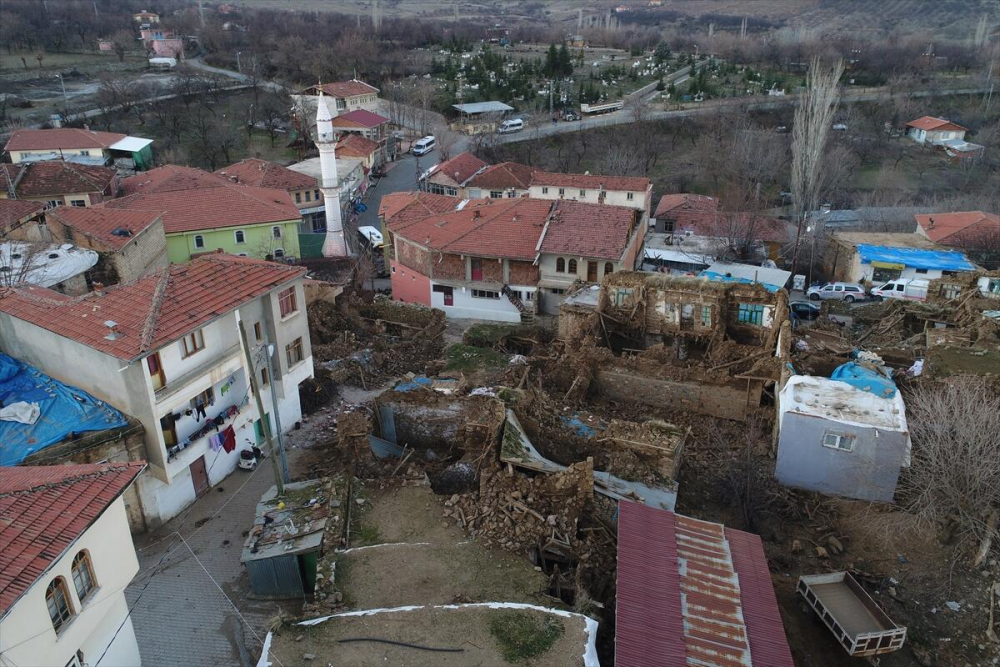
[107,165,302,263]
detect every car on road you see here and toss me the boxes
[498,118,525,134]
[412,135,436,156]
[807,282,867,303]
[789,301,823,320]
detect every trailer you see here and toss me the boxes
[580,100,623,115]
[798,572,906,658]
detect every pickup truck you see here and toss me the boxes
[870,278,928,302]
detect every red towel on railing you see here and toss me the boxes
[221,425,237,453]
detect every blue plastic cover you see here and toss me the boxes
[0,353,129,466]
[699,271,782,292]
[830,361,897,398]
[856,244,975,272]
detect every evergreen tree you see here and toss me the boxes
[557,43,573,77]
[544,43,559,78]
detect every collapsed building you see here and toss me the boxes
[558,272,791,421]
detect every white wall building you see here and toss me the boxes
[0,462,145,667]
[0,254,313,528]
[527,171,652,224]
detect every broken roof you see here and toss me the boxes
[1,161,117,197]
[906,116,967,132]
[530,170,650,192]
[241,479,333,563]
[47,206,162,250]
[0,254,305,361]
[701,262,791,292]
[856,244,976,272]
[615,501,794,667]
[4,128,128,152]
[779,374,908,432]
[215,158,317,192]
[379,191,467,230]
[0,462,145,617]
[425,151,488,186]
[453,101,514,115]
[0,199,44,232]
[915,211,1000,244]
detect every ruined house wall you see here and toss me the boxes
[593,368,763,421]
[558,307,597,342]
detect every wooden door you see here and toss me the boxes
[146,353,165,390]
[190,456,210,498]
[471,258,483,282]
[587,261,598,282]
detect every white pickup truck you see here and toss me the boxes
[870,278,929,302]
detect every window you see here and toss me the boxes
[472,289,500,299]
[914,268,927,274]
[524,291,533,301]
[80,150,90,156]
[47,200,61,208]
[234,230,246,244]
[46,578,74,632]
[940,284,961,300]
[70,200,86,207]
[295,192,302,203]
[700,305,712,327]
[490,190,503,199]
[314,189,320,200]
[604,262,614,276]
[429,183,445,195]
[612,287,634,307]
[273,248,284,259]
[822,431,855,452]
[260,367,270,387]
[71,551,96,602]
[65,651,85,667]
[558,188,565,196]
[193,235,205,249]
[181,329,205,357]
[191,387,214,412]
[567,259,578,274]
[542,187,549,194]
[272,226,282,239]
[579,189,586,198]
[556,257,565,273]
[737,303,765,325]
[626,192,634,201]
[254,322,263,341]
[304,190,311,202]
[285,337,304,366]
[468,189,482,198]
[988,279,1000,295]
[278,286,298,317]
[506,190,517,198]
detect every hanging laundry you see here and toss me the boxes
[221,425,237,453]
[209,433,223,452]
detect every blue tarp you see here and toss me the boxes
[699,271,782,293]
[830,361,897,398]
[0,354,129,466]
[856,244,975,272]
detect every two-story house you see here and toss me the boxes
[0,254,313,526]
[0,462,145,667]
[3,128,154,170]
[0,161,119,208]
[464,162,535,200]
[108,165,302,262]
[387,197,645,321]
[420,152,488,197]
[331,110,391,147]
[216,158,325,233]
[300,80,381,116]
[528,171,652,224]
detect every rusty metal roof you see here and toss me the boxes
[616,501,794,667]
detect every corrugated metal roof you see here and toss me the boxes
[616,501,794,667]
[453,101,514,114]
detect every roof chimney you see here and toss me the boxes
[473,210,481,219]
[927,216,935,229]
[103,320,121,340]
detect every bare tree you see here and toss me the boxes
[624,93,651,123]
[790,57,844,274]
[899,379,1000,561]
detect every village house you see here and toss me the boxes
[464,161,535,199]
[905,116,968,145]
[914,211,1000,265]
[377,190,467,265]
[107,165,302,262]
[216,158,324,232]
[3,128,154,171]
[139,26,184,59]
[0,254,314,527]
[0,161,120,208]
[331,109,392,148]
[0,199,45,236]
[824,231,977,285]
[385,196,644,322]
[133,9,159,22]
[0,462,146,667]
[0,240,98,295]
[420,151,488,196]
[299,80,381,116]
[528,171,653,225]
[335,133,382,170]
[450,101,514,134]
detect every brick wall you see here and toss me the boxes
[396,237,431,274]
[479,257,503,282]
[391,259,431,306]
[434,252,466,280]
[112,218,169,283]
[509,260,539,285]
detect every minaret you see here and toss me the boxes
[316,91,350,257]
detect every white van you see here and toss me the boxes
[498,118,524,134]
[412,136,436,156]
[870,278,929,302]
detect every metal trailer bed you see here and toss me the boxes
[798,572,907,657]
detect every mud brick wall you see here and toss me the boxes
[593,368,763,422]
[509,260,539,285]
[396,238,431,274]
[433,252,466,280]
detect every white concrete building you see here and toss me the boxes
[528,171,652,224]
[0,462,145,667]
[0,254,313,527]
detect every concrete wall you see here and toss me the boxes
[112,217,169,282]
[775,412,906,502]
[391,258,431,306]
[528,186,646,213]
[165,220,301,263]
[0,497,142,667]
[427,280,528,322]
[594,368,762,421]
[9,148,109,164]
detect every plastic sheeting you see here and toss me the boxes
[830,361,897,398]
[855,244,975,272]
[0,353,129,466]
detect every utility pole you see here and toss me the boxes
[236,51,242,74]
[93,0,98,19]
[238,320,284,495]
[263,342,289,483]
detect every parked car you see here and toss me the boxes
[870,278,929,302]
[412,135,436,156]
[807,282,867,303]
[789,301,823,320]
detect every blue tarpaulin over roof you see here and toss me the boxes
[856,244,975,271]
[831,361,897,398]
[0,353,129,466]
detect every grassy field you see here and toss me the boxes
[0,49,147,74]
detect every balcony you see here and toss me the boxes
[154,343,243,405]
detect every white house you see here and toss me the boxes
[0,254,314,527]
[0,462,145,667]
[905,116,968,145]
[528,171,652,224]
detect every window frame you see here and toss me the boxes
[193,234,205,249]
[295,192,302,204]
[46,577,74,633]
[234,229,246,245]
[471,289,500,299]
[556,257,565,273]
[541,187,549,194]
[737,303,765,325]
[626,192,634,201]
[254,322,263,341]
[278,286,298,318]
[69,200,87,207]
[71,551,97,604]
[180,329,205,358]
[567,259,578,274]
[285,337,304,367]
[822,431,856,452]
[272,226,282,239]
[579,189,586,198]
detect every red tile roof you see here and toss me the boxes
[0,199,45,232]
[1,162,117,197]
[307,80,379,98]
[654,193,717,219]
[541,200,638,260]
[467,162,535,191]
[331,109,389,129]
[426,152,488,187]
[47,206,162,250]
[379,191,465,230]
[616,501,794,667]
[215,158,317,192]
[0,462,145,616]
[0,254,305,360]
[655,194,788,243]
[906,116,967,132]
[335,133,380,158]
[108,169,300,234]
[914,211,1000,244]
[4,128,127,152]
[530,170,650,192]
